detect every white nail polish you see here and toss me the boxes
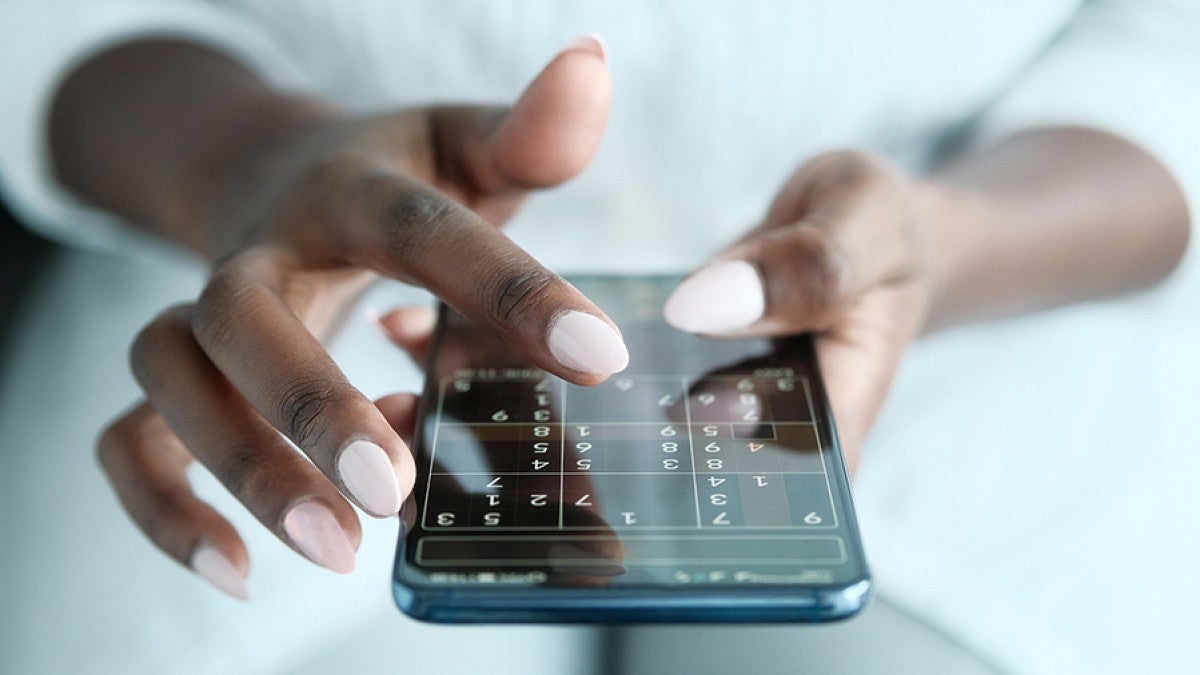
[338,439,402,516]
[560,33,608,62]
[191,543,250,601]
[362,306,387,339]
[283,501,357,574]
[664,260,766,333]
[547,311,629,376]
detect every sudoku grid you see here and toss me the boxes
[420,371,839,533]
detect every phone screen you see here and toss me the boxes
[394,276,869,622]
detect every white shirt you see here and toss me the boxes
[1,2,1198,673]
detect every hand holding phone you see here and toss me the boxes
[393,275,870,622]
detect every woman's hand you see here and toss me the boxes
[664,129,1189,472]
[664,150,936,470]
[81,36,628,598]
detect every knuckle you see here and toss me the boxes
[95,418,180,550]
[296,153,375,211]
[381,189,460,257]
[217,443,274,500]
[274,377,348,450]
[133,508,168,546]
[482,264,559,327]
[95,401,163,473]
[810,241,851,309]
[130,308,191,390]
[192,267,258,354]
[339,162,398,203]
[790,232,852,318]
[95,416,133,472]
[306,153,357,190]
[136,503,174,544]
[139,492,196,558]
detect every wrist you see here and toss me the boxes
[909,179,998,332]
[50,39,345,257]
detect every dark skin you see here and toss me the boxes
[51,38,1188,598]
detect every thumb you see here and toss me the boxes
[486,34,612,189]
[813,286,922,474]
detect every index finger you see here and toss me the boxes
[346,171,629,384]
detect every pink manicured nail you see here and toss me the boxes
[338,439,402,516]
[283,501,356,574]
[362,306,388,339]
[191,542,249,601]
[560,33,608,61]
[547,311,629,376]
[664,260,766,333]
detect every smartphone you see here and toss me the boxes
[393,275,870,623]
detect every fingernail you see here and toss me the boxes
[560,33,608,62]
[191,542,250,601]
[338,439,402,516]
[665,260,765,333]
[283,501,357,574]
[547,311,629,376]
[362,306,387,339]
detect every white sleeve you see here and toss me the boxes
[976,0,1200,223]
[0,0,312,252]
